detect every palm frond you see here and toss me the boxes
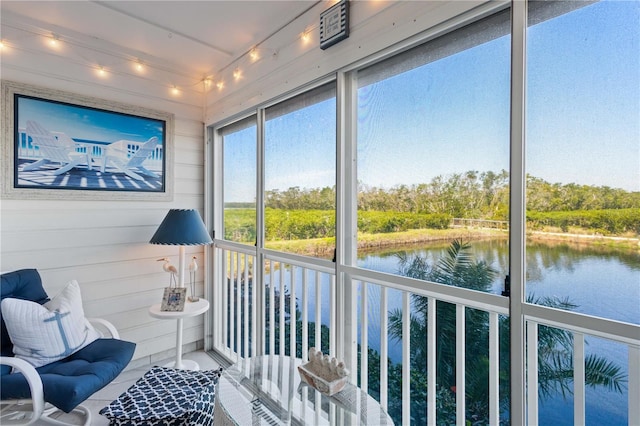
[584,354,626,393]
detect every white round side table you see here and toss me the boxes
[148,298,209,370]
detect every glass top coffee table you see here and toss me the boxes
[214,355,394,425]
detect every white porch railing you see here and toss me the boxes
[524,307,640,425]
[212,244,640,425]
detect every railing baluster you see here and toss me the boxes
[221,249,228,354]
[251,255,257,357]
[527,321,539,426]
[302,269,309,362]
[269,260,275,355]
[315,271,322,353]
[315,389,321,425]
[574,332,585,425]
[489,312,500,426]
[428,297,436,426]
[456,304,466,426]
[380,286,388,411]
[330,275,336,357]
[243,253,250,358]
[630,345,640,425]
[279,263,285,356]
[236,252,242,360]
[229,251,235,357]
[290,265,297,358]
[360,281,368,392]
[402,292,410,424]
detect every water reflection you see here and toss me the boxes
[358,238,640,325]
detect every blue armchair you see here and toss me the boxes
[1,269,136,425]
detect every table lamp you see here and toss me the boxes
[149,209,212,295]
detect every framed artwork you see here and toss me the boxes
[319,0,349,50]
[1,80,174,200]
[161,287,186,312]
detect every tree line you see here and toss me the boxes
[266,171,639,218]
[225,171,640,241]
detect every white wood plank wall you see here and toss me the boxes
[0,68,206,364]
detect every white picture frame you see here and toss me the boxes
[1,80,174,201]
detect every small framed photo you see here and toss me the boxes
[320,0,349,50]
[161,287,186,312]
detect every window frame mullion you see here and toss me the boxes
[509,0,528,424]
[335,70,358,375]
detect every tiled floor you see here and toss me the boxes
[29,351,221,425]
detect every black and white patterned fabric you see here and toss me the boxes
[100,366,222,426]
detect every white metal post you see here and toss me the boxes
[509,0,528,424]
[489,312,500,425]
[629,346,640,425]
[574,332,586,425]
[428,297,437,426]
[336,71,358,375]
[456,305,466,426]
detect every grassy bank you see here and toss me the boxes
[265,228,509,258]
[263,227,638,258]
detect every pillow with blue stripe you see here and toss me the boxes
[1,280,100,368]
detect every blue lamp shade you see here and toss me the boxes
[149,209,212,246]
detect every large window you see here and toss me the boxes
[354,12,512,423]
[264,82,337,258]
[220,116,257,245]
[356,10,511,289]
[526,1,639,424]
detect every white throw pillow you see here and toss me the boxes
[1,280,100,368]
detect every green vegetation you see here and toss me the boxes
[223,207,256,242]
[358,211,451,233]
[224,171,639,249]
[527,208,640,234]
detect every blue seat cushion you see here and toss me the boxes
[1,338,136,413]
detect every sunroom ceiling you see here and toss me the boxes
[1,1,318,90]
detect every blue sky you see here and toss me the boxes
[359,0,638,192]
[526,0,639,192]
[227,0,638,202]
[18,97,164,144]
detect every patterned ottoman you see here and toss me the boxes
[100,366,222,426]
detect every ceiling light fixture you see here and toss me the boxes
[97,66,107,77]
[216,81,224,91]
[135,61,144,72]
[171,86,180,95]
[49,34,60,47]
[233,68,242,81]
[301,30,311,44]
[249,48,259,62]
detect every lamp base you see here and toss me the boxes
[188,296,200,302]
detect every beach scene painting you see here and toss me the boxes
[13,93,167,193]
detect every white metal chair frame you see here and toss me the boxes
[0,318,120,426]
